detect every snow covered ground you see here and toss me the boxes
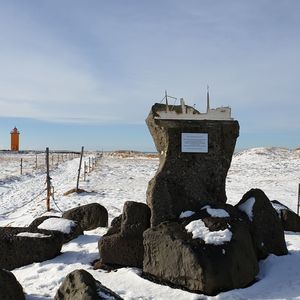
[0,147,300,299]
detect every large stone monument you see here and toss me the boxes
[146,99,239,226]
[98,94,288,295]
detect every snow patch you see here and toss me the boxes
[38,218,76,234]
[16,232,51,238]
[185,219,232,245]
[272,202,289,214]
[238,197,255,221]
[201,205,230,218]
[179,210,195,219]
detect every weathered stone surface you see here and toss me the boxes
[146,103,239,226]
[55,269,123,300]
[99,201,151,268]
[271,200,300,232]
[121,201,151,236]
[0,227,63,270]
[143,208,258,295]
[29,215,83,243]
[99,234,144,268]
[63,203,108,230]
[106,214,122,235]
[0,269,25,300]
[236,189,288,259]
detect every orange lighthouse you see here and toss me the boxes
[10,127,20,151]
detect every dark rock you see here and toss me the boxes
[99,201,151,268]
[29,215,83,243]
[143,210,258,295]
[0,227,63,270]
[54,269,123,300]
[236,189,288,259]
[63,203,108,230]
[271,200,300,232]
[106,214,122,236]
[146,103,239,226]
[121,201,151,236]
[99,234,144,268]
[0,269,25,300]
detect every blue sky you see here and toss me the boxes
[0,0,299,151]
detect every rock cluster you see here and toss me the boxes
[0,202,107,271]
[97,103,289,295]
[99,201,150,268]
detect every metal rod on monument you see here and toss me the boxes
[46,147,51,211]
[88,157,91,172]
[297,183,300,215]
[76,146,84,191]
[35,154,38,169]
[20,158,23,175]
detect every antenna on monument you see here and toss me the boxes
[165,90,169,112]
[206,85,210,113]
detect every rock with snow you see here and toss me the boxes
[55,269,123,300]
[236,189,288,259]
[63,203,108,230]
[29,215,83,243]
[0,227,63,270]
[143,212,258,295]
[146,103,239,226]
[271,200,300,232]
[99,201,151,268]
[0,269,25,300]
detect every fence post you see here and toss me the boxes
[88,157,91,173]
[35,154,38,169]
[76,146,84,191]
[20,158,23,175]
[84,162,87,181]
[46,147,51,211]
[297,183,300,215]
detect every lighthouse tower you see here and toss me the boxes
[10,127,20,151]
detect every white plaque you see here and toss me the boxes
[181,133,208,153]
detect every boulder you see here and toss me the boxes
[29,216,83,243]
[146,103,239,226]
[0,227,63,270]
[143,208,259,295]
[271,200,300,232]
[55,269,123,300]
[99,201,151,268]
[121,201,151,236]
[106,214,122,236]
[63,203,108,230]
[0,269,25,300]
[236,189,288,259]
